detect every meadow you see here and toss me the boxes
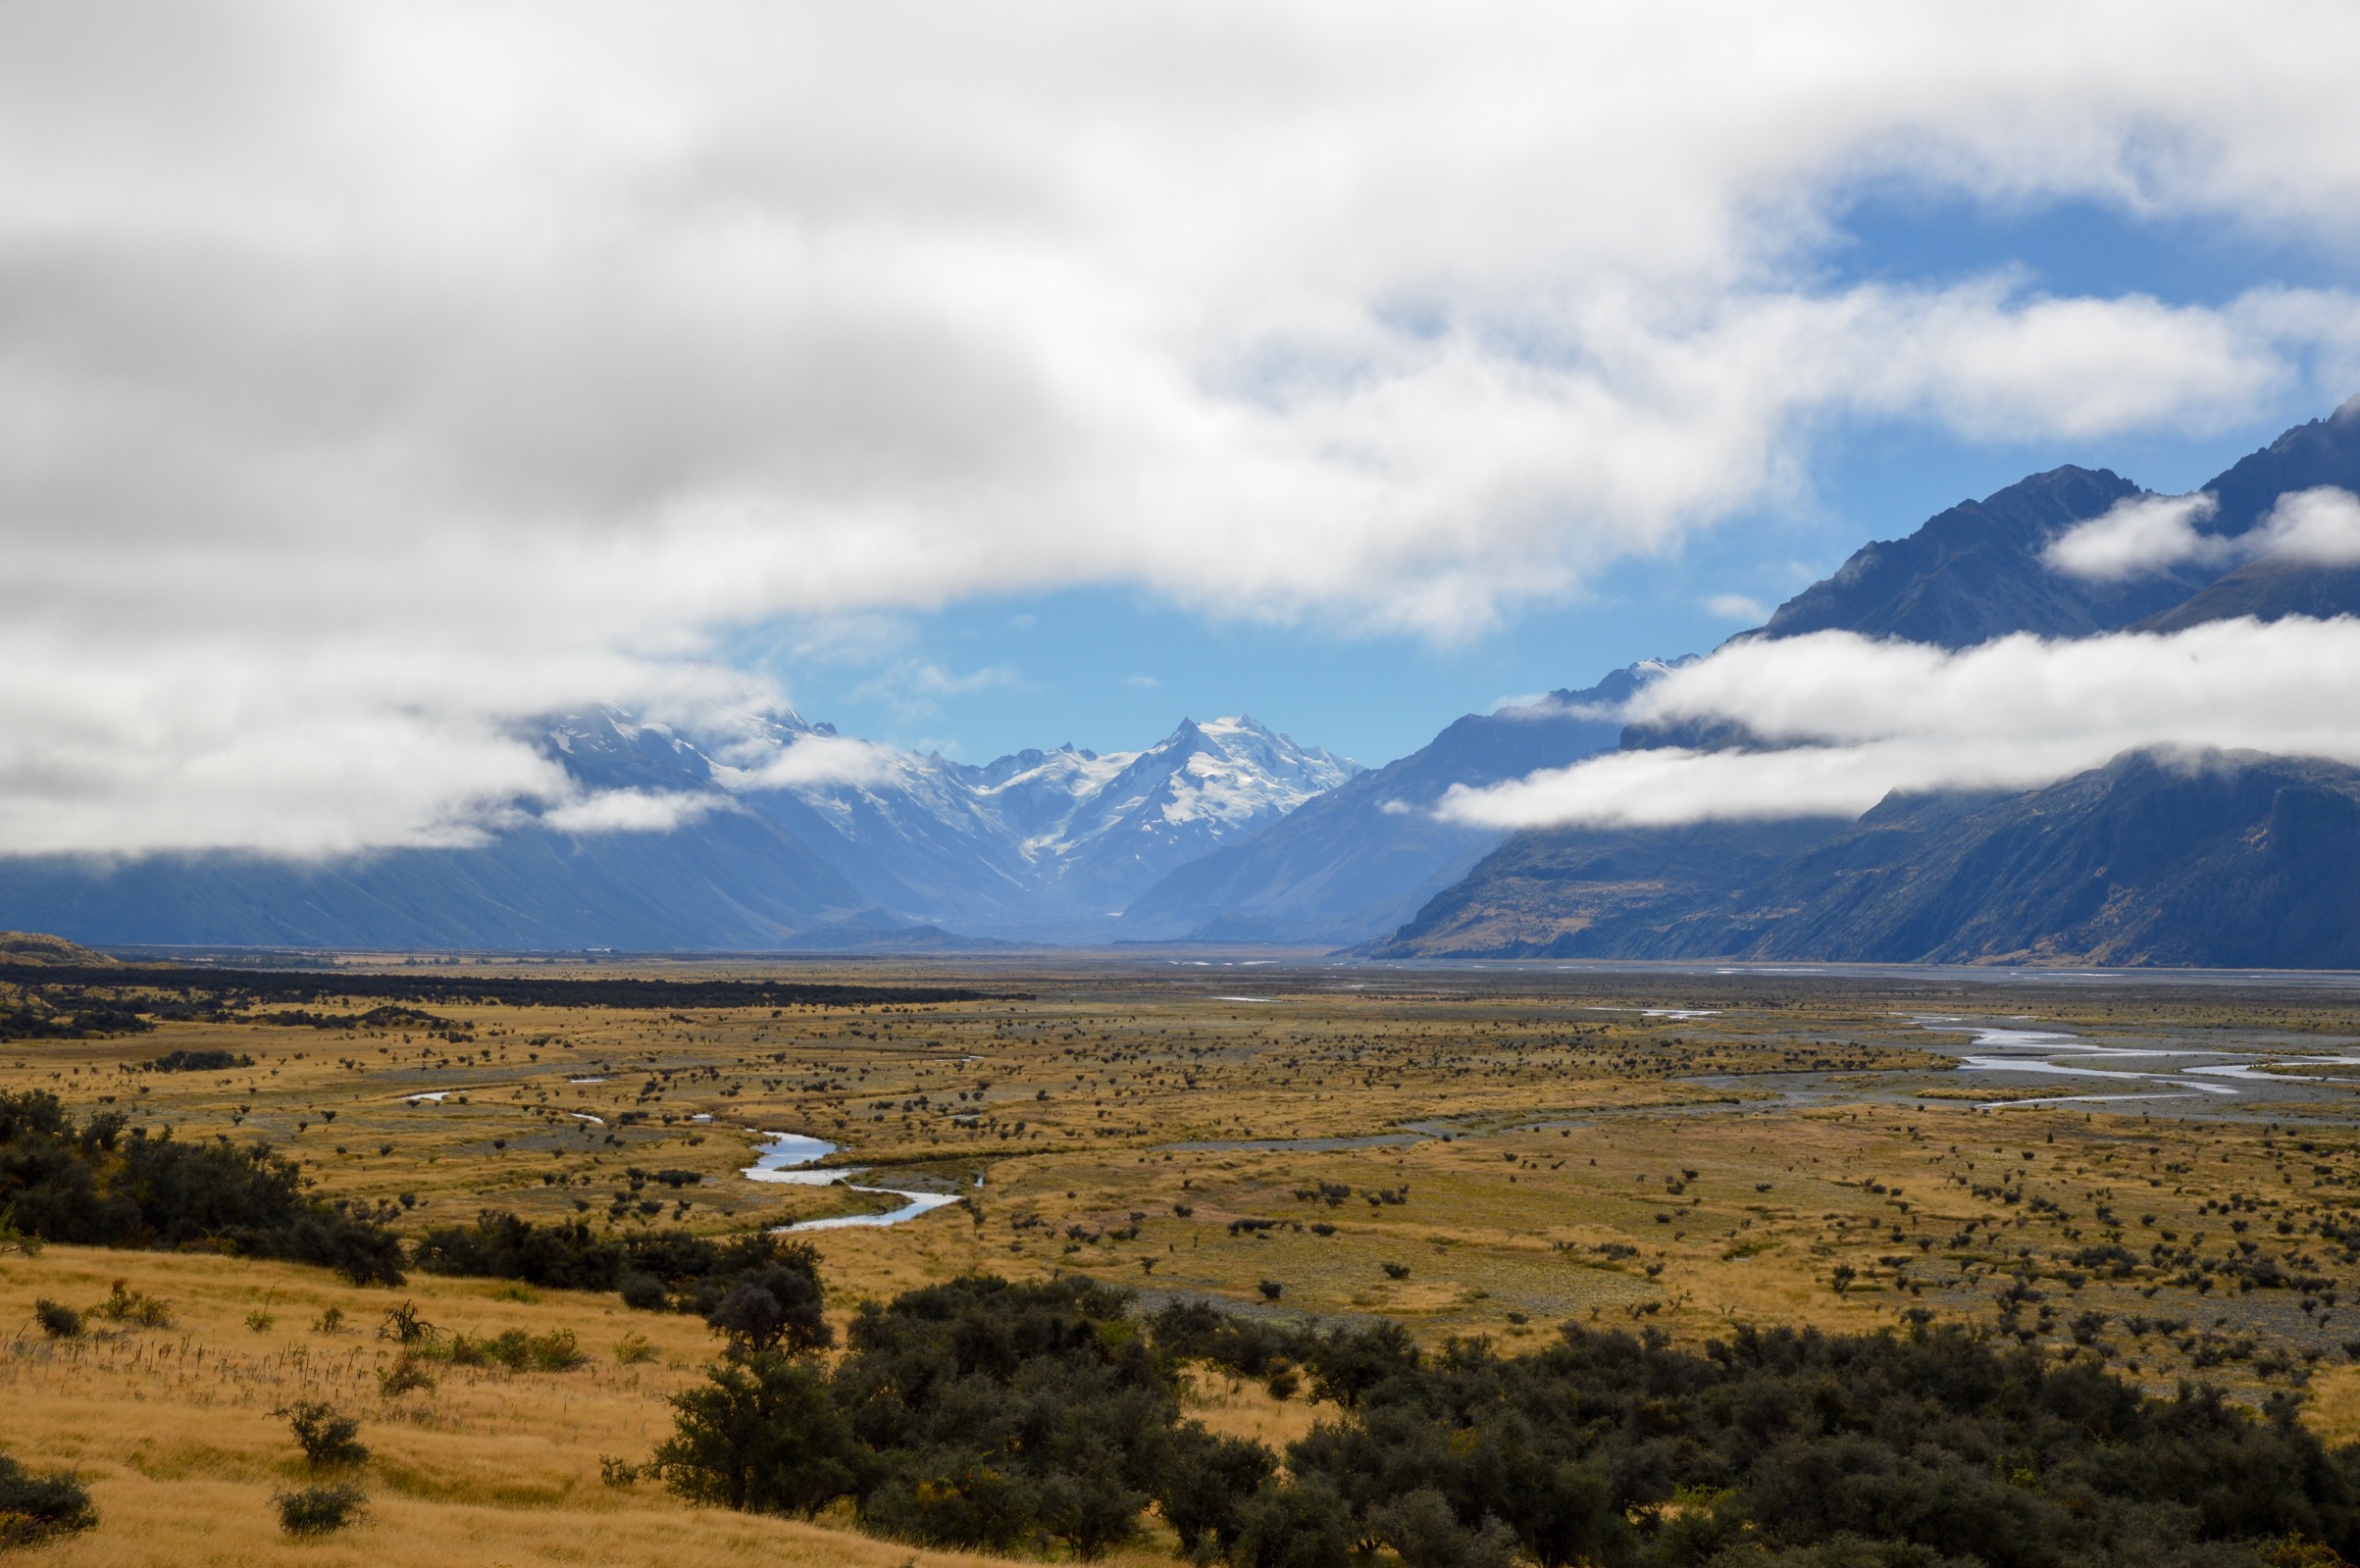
[10,952,2360,1563]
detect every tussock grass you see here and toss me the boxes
[11,959,2360,1560]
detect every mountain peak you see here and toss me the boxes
[1750,464,2184,648]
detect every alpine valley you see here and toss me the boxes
[17,397,2360,965]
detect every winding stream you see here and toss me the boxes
[741,1133,966,1232]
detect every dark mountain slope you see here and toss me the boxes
[1751,466,2200,646]
[1720,750,2360,967]
[2135,554,2360,632]
[1362,816,1854,958]
[1765,396,2360,645]
[1372,750,2360,968]
[2195,393,2360,536]
[1119,665,1661,942]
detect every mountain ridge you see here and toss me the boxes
[1373,395,2360,967]
[1369,748,2360,969]
[1116,663,1672,943]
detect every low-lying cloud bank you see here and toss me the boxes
[1441,613,2360,830]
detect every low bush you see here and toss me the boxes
[0,1455,96,1548]
[32,1298,79,1339]
[412,1209,819,1322]
[87,1278,170,1328]
[274,1482,365,1537]
[0,1091,403,1285]
[281,1401,367,1469]
[650,1265,2360,1568]
[377,1355,436,1396]
[442,1328,585,1373]
[143,1049,253,1072]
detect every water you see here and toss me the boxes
[742,1133,966,1232]
[1914,1017,2360,1114]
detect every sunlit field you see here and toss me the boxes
[12,953,2360,1563]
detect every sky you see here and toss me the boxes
[7,3,2360,854]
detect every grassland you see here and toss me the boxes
[11,955,2360,1562]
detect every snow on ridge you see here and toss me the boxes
[539,703,1360,924]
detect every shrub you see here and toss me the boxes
[703,1256,830,1355]
[379,1300,435,1345]
[274,1482,365,1537]
[89,1279,170,1328]
[0,1455,96,1548]
[0,1091,402,1285]
[32,1298,80,1339]
[144,1049,253,1072]
[281,1401,367,1469]
[1370,1488,1518,1568]
[1230,1479,1356,1568]
[833,1276,1176,1551]
[443,1328,563,1372]
[655,1351,858,1516]
[1154,1423,1275,1556]
[619,1271,668,1310]
[614,1332,656,1365]
[378,1355,436,1395]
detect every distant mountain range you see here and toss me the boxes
[0,712,1353,949]
[744,714,1358,941]
[1117,664,1668,943]
[1372,395,2360,966]
[13,397,2360,963]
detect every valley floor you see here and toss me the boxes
[13,955,2360,1561]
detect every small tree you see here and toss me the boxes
[0,1455,96,1548]
[1231,1479,1355,1568]
[275,1482,366,1536]
[654,1351,858,1516]
[281,1401,368,1469]
[703,1257,830,1356]
[1154,1423,1275,1557]
[1038,1463,1143,1561]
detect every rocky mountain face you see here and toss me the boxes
[1119,664,1670,943]
[1371,749,2360,968]
[1755,396,2360,647]
[747,714,1360,940]
[1375,397,2360,967]
[1748,466,2193,646]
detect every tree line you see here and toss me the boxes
[641,1269,2360,1568]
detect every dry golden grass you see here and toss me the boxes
[10,957,2360,1563]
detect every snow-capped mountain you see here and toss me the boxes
[0,705,1356,950]
[734,714,1360,938]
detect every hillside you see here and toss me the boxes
[1373,749,2360,967]
[0,930,116,966]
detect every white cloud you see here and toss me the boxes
[719,733,901,792]
[1442,616,2360,829]
[1706,592,1771,622]
[541,788,732,835]
[2046,483,2360,580]
[2042,491,2232,580]
[10,5,2360,852]
[2252,486,2360,565]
